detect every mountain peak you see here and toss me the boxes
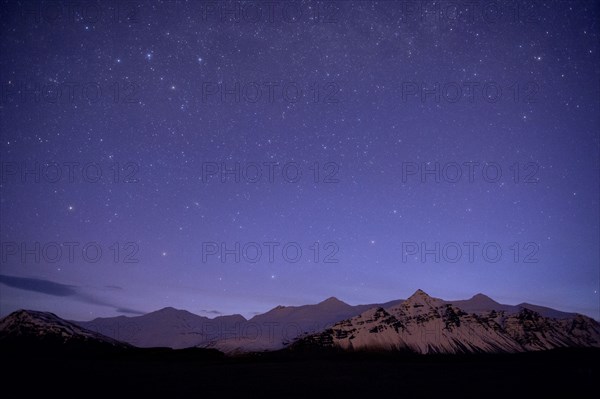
[320,296,347,306]
[1,309,61,325]
[0,309,128,347]
[409,289,430,298]
[157,306,178,312]
[471,293,498,303]
[152,307,193,315]
[402,289,445,310]
[146,307,195,318]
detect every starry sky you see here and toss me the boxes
[0,1,598,321]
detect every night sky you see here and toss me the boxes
[1,1,598,321]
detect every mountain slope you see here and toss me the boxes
[201,297,377,353]
[76,307,246,349]
[446,294,578,319]
[292,290,600,354]
[446,293,516,314]
[73,298,389,352]
[0,310,129,350]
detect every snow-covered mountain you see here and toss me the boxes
[0,309,129,349]
[293,290,600,354]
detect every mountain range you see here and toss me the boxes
[72,296,400,352]
[1,290,599,354]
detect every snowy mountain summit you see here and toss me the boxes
[0,309,129,349]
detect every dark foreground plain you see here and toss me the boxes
[2,343,598,397]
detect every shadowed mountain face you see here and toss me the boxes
[75,307,247,349]
[74,298,382,352]
[202,297,387,353]
[293,290,600,354]
[6,290,597,354]
[446,293,577,319]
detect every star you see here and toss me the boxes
[2,0,597,322]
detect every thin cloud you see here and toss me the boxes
[202,309,223,315]
[0,274,77,296]
[0,274,144,315]
[115,307,145,315]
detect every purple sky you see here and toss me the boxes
[1,1,598,321]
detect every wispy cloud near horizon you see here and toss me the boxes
[0,274,145,315]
